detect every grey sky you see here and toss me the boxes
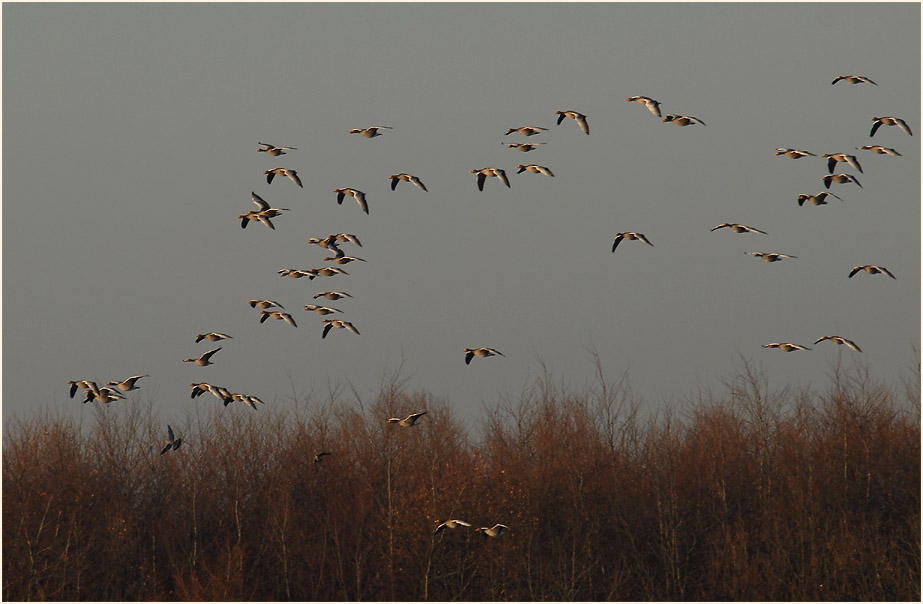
[3,2,920,427]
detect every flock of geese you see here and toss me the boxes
[64,74,911,540]
[625,77,908,355]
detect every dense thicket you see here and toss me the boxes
[3,358,919,600]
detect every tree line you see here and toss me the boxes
[3,356,919,600]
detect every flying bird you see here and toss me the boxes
[304,304,343,315]
[870,116,912,137]
[183,347,223,367]
[350,126,392,138]
[311,267,349,278]
[322,319,360,338]
[831,75,877,85]
[313,451,331,471]
[328,233,363,247]
[763,343,812,352]
[503,142,546,152]
[161,425,182,455]
[476,524,509,538]
[259,311,298,327]
[746,252,797,262]
[505,126,548,136]
[471,167,510,191]
[821,153,863,173]
[333,188,369,215]
[822,173,862,189]
[323,255,366,265]
[106,375,148,392]
[555,110,590,134]
[662,114,706,126]
[855,145,901,156]
[239,194,290,230]
[848,265,896,279]
[711,223,767,234]
[257,142,297,156]
[263,167,303,187]
[313,291,352,301]
[798,191,842,206]
[195,332,232,343]
[775,148,815,159]
[611,232,653,252]
[625,95,663,117]
[387,411,427,427]
[515,164,555,177]
[249,299,284,309]
[434,519,473,535]
[68,379,94,399]
[814,336,862,352]
[389,173,428,191]
[190,382,232,405]
[464,347,504,365]
[83,384,125,404]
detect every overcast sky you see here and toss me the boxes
[3,2,920,429]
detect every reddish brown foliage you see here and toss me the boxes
[3,361,919,600]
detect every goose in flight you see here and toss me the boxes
[323,255,366,265]
[831,75,877,85]
[711,223,767,234]
[263,167,302,187]
[662,114,706,126]
[83,384,125,404]
[313,451,331,471]
[106,375,148,392]
[775,148,815,159]
[625,95,662,117]
[855,145,901,156]
[814,336,862,352]
[763,342,812,352]
[230,393,261,410]
[329,233,363,247]
[504,142,546,152]
[314,291,352,301]
[505,126,548,136]
[68,379,94,399]
[387,411,426,427]
[798,191,842,206]
[476,524,509,538]
[350,126,392,138]
[333,188,369,215]
[190,382,232,405]
[612,232,653,252]
[746,252,797,262]
[848,265,896,279]
[249,299,284,309]
[870,116,912,137]
[304,304,343,315]
[257,142,297,156]
[161,425,182,455]
[822,153,863,173]
[471,167,510,191]
[822,173,862,189]
[434,519,473,535]
[184,347,223,367]
[515,164,555,177]
[389,173,428,192]
[195,332,233,343]
[311,266,349,278]
[322,319,360,338]
[464,347,504,365]
[260,311,298,327]
[555,110,590,134]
